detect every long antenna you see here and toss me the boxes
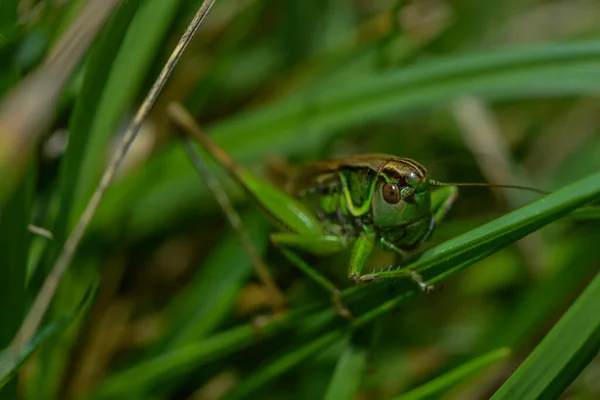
[429,179,548,195]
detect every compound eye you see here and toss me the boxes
[382,183,401,204]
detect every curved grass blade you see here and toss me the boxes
[394,348,510,400]
[491,271,600,400]
[222,331,346,400]
[221,294,414,400]
[0,283,97,388]
[52,0,141,245]
[91,306,319,399]
[324,337,368,400]
[0,168,34,397]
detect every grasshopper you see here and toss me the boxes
[168,103,540,316]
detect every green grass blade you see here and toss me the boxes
[223,331,346,400]
[0,283,96,389]
[70,0,184,224]
[222,294,415,400]
[0,0,18,30]
[569,206,600,220]
[324,337,368,400]
[91,307,319,399]
[209,41,600,146]
[395,348,510,400]
[491,271,600,400]
[0,168,34,398]
[52,0,140,243]
[484,233,600,351]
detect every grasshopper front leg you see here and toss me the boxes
[348,186,458,288]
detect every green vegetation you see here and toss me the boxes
[0,1,599,399]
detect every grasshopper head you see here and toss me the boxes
[371,159,432,243]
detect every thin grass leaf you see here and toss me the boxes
[223,331,346,400]
[91,307,319,399]
[52,0,140,244]
[70,0,184,223]
[491,271,600,400]
[219,293,415,399]
[324,337,368,400]
[395,348,510,400]
[0,168,34,398]
[485,233,600,351]
[569,206,600,220]
[0,283,97,389]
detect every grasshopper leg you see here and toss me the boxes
[347,231,430,291]
[271,233,355,320]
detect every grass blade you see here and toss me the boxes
[324,337,368,400]
[0,284,97,389]
[223,331,346,400]
[0,168,34,397]
[92,307,319,399]
[69,0,186,222]
[491,271,600,400]
[395,348,510,400]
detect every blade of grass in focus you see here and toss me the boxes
[491,271,600,400]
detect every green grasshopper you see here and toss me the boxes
[168,103,540,316]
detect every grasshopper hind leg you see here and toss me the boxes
[271,233,356,320]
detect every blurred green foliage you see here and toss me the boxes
[0,1,599,399]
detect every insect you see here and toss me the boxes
[168,103,541,316]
